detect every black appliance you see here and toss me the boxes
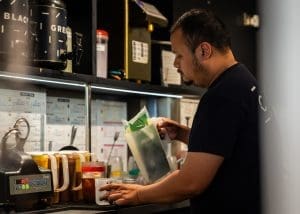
[29,0,74,70]
[0,121,53,212]
[29,0,67,70]
[0,0,30,65]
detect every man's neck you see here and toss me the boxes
[207,50,237,87]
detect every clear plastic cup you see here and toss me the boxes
[108,156,123,179]
[95,178,112,205]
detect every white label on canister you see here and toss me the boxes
[132,40,148,64]
[96,43,105,52]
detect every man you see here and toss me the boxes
[101,8,261,214]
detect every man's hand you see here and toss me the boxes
[156,117,190,144]
[100,183,144,206]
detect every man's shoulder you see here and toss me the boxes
[209,64,257,97]
[222,63,257,88]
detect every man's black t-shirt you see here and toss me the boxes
[189,63,261,214]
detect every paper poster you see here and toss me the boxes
[0,88,46,152]
[45,97,86,151]
[46,97,70,124]
[92,100,127,170]
[45,124,86,151]
[0,112,45,152]
[162,50,181,85]
[93,126,127,171]
[180,98,200,128]
[97,100,127,125]
[132,40,149,64]
[0,89,46,114]
[69,98,85,125]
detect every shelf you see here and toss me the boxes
[0,64,86,92]
[91,79,204,99]
[0,65,204,99]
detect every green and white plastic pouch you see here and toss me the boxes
[123,107,171,183]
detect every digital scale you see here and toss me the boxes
[0,124,53,212]
[0,151,53,212]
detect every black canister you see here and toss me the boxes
[29,0,68,70]
[0,0,29,65]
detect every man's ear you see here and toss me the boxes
[195,42,212,60]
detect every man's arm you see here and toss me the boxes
[138,152,224,203]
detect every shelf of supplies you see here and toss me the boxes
[0,65,204,98]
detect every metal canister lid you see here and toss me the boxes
[28,0,66,8]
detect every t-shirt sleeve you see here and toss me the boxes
[188,94,244,159]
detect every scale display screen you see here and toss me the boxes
[9,173,52,195]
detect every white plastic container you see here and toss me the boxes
[95,178,112,205]
[96,30,109,78]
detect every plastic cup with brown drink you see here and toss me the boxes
[81,161,105,203]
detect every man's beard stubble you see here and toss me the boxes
[181,74,193,86]
[182,56,207,86]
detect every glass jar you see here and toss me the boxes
[81,161,105,203]
[96,29,109,78]
[108,156,123,179]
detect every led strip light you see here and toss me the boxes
[0,73,183,98]
[91,85,182,98]
[0,73,85,88]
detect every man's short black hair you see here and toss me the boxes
[171,9,231,53]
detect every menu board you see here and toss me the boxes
[162,50,181,85]
[180,98,200,128]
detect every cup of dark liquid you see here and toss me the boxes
[81,161,105,203]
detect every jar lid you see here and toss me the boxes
[82,162,105,172]
[82,165,105,172]
[97,30,109,37]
